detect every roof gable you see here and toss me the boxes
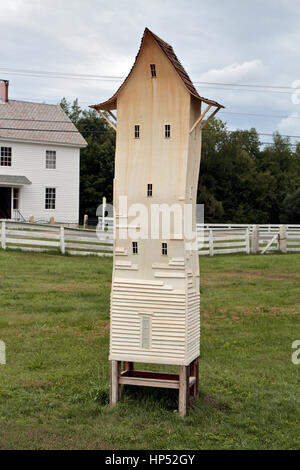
[91,28,224,111]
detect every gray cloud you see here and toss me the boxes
[1,0,300,141]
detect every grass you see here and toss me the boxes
[0,249,299,450]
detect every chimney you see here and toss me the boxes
[0,80,9,103]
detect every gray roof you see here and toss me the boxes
[0,100,87,147]
[0,174,32,185]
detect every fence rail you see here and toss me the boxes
[0,220,113,257]
[0,220,300,257]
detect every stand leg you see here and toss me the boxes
[179,365,189,417]
[110,360,121,407]
[190,357,199,398]
[124,361,134,375]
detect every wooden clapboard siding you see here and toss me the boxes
[109,278,188,365]
[0,139,82,224]
[186,278,200,364]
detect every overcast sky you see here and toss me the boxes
[1,0,300,144]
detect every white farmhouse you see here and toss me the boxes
[0,80,87,224]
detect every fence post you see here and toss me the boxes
[102,197,106,231]
[60,226,65,255]
[1,221,6,250]
[251,225,260,254]
[83,214,88,229]
[209,229,214,256]
[279,225,287,253]
[245,228,250,254]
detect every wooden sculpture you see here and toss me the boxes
[91,28,224,416]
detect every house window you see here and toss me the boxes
[134,125,140,139]
[162,242,168,255]
[141,315,151,349]
[46,150,56,169]
[13,188,19,210]
[45,187,56,210]
[150,64,156,77]
[0,147,12,166]
[132,241,138,254]
[165,124,171,138]
[147,184,152,197]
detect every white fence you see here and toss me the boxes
[198,228,251,256]
[1,220,300,257]
[0,220,113,257]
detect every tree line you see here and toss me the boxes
[61,98,300,224]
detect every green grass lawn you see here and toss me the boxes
[0,249,299,450]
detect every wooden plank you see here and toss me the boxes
[7,238,60,247]
[64,234,112,243]
[110,360,120,407]
[60,226,65,255]
[118,362,122,401]
[213,242,246,248]
[121,370,179,380]
[189,357,199,398]
[200,107,221,129]
[208,235,247,241]
[108,110,117,122]
[119,375,180,389]
[178,365,189,417]
[97,109,117,131]
[110,353,185,365]
[261,233,278,254]
[7,222,59,231]
[189,104,212,133]
[123,361,134,374]
[6,230,60,240]
[213,248,246,254]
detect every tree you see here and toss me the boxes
[59,99,115,222]
[281,188,300,223]
[60,98,300,224]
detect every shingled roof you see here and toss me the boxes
[91,27,224,111]
[0,100,87,147]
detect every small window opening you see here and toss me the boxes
[132,241,138,254]
[150,64,156,77]
[147,184,152,197]
[162,242,168,256]
[165,124,171,138]
[134,125,140,139]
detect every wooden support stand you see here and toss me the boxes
[110,357,199,417]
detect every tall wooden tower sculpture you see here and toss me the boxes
[91,28,224,416]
